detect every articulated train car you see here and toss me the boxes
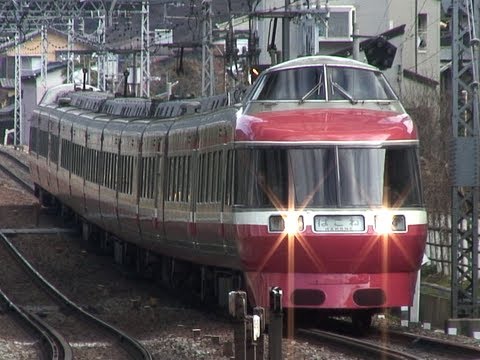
[29,56,427,327]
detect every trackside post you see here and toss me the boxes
[229,291,247,360]
[269,287,283,360]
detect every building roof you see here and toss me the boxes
[0,62,66,88]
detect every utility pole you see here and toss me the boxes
[282,0,290,61]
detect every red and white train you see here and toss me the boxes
[29,55,427,326]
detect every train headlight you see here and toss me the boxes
[375,212,406,234]
[269,214,304,234]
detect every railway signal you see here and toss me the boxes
[363,36,397,70]
[249,64,270,83]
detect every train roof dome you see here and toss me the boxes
[267,55,378,72]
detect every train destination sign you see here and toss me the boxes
[314,215,365,232]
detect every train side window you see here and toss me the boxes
[207,152,213,202]
[141,156,155,199]
[74,144,79,175]
[177,156,182,202]
[112,153,118,190]
[106,152,112,188]
[88,148,93,182]
[128,155,135,194]
[72,144,77,175]
[108,152,113,188]
[197,154,204,203]
[85,148,90,181]
[50,134,59,164]
[102,152,107,186]
[75,144,79,175]
[123,155,129,193]
[214,151,222,202]
[184,156,190,202]
[203,153,208,203]
[90,149,96,183]
[60,139,67,169]
[92,149,97,183]
[224,150,234,206]
[39,130,48,157]
[120,155,132,194]
[383,148,423,207]
[30,127,38,153]
[105,152,111,188]
[95,150,100,183]
[149,156,155,199]
[99,152,105,186]
[174,156,180,201]
[175,156,181,201]
[80,145,85,177]
[167,156,174,201]
[211,152,218,202]
[119,155,125,193]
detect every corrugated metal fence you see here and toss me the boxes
[425,213,451,276]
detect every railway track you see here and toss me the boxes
[298,326,480,360]
[0,287,71,360]
[0,146,33,193]
[0,231,152,360]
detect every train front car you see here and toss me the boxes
[234,56,427,324]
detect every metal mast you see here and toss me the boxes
[40,23,48,96]
[140,0,151,98]
[201,0,214,96]
[451,0,480,318]
[14,30,22,147]
[67,19,75,84]
[97,13,107,91]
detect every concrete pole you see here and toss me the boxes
[282,0,290,61]
[352,22,360,61]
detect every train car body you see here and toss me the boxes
[29,56,427,320]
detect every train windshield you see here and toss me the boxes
[255,66,396,101]
[234,147,422,208]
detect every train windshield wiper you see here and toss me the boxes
[331,81,358,105]
[299,79,324,104]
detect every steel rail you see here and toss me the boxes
[0,285,72,360]
[0,149,33,193]
[386,329,480,359]
[0,231,153,360]
[298,328,423,360]
[0,147,30,172]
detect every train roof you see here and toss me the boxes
[266,55,379,73]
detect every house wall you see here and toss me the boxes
[20,68,64,144]
[5,31,91,62]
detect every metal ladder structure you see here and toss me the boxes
[451,0,480,318]
[1,0,151,146]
